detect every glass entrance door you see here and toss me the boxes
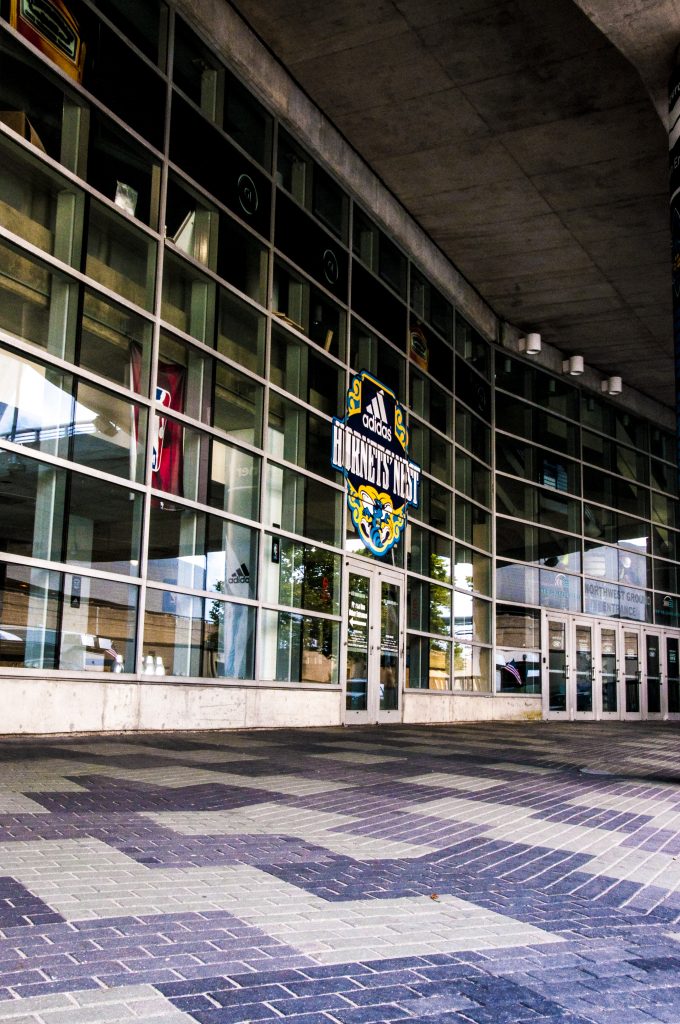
[643,630,663,717]
[598,624,619,717]
[573,620,595,718]
[622,627,642,718]
[668,636,680,717]
[544,614,569,718]
[344,560,403,723]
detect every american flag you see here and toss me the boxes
[504,660,523,686]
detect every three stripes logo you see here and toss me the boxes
[228,563,250,585]
[362,389,392,440]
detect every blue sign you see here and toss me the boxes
[332,371,421,557]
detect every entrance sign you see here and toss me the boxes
[332,370,420,557]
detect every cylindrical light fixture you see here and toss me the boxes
[601,376,623,395]
[519,332,541,355]
[562,355,584,375]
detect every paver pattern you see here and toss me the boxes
[0,722,677,1023]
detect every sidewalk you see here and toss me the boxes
[0,722,678,1023]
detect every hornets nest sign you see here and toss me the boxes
[332,371,421,557]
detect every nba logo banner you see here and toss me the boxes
[331,371,421,557]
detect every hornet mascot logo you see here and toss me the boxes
[332,371,420,557]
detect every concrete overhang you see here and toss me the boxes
[219,0,678,413]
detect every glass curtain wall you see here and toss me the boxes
[0,0,677,700]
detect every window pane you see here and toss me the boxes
[60,575,137,672]
[408,526,451,583]
[0,563,61,669]
[496,605,540,648]
[66,472,143,575]
[270,326,342,416]
[0,345,72,460]
[0,138,82,263]
[454,644,490,692]
[209,440,260,520]
[260,610,339,683]
[265,463,341,546]
[217,288,266,376]
[455,499,490,551]
[80,289,152,395]
[0,452,65,561]
[453,546,491,595]
[217,214,268,306]
[264,538,340,615]
[71,380,147,482]
[539,569,581,612]
[86,202,156,310]
[214,362,263,447]
[407,635,450,690]
[454,594,490,643]
[496,562,539,604]
[267,393,334,482]
[350,323,405,397]
[143,588,202,676]
[0,237,78,356]
[161,250,215,343]
[496,650,541,694]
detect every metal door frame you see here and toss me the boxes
[342,557,405,725]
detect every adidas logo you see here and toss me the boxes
[362,390,392,440]
[228,563,250,585]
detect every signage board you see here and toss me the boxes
[332,371,420,557]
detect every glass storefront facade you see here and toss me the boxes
[0,0,677,725]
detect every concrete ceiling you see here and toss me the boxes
[231,0,678,408]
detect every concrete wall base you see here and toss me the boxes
[402,691,542,724]
[0,679,542,735]
[0,678,344,734]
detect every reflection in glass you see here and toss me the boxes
[266,463,341,546]
[60,575,137,672]
[600,627,618,712]
[408,635,450,690]
[0,350,146,481]
[0,451,65,561]
[144,588,255,678]
[214,362,263,446]
[575,624,593,712]
[456,499,490,551]
[350,323,405,396]
[496,605,540,649]
[86,201,156,310]
[454,644,490,691]
[261,610,338,683]
[0,237,78,356]
[80,289,152,394]
[268,393,334,482]
[270,325,341,416]
[624,630,640,712]
[496,650,540,693]
[66,472,143,576]
[548,620,567,712]
[161,250,215,343]
[217,288,266,375]
[454,594,490,643]
[147,504,257,599]
[346,572,368,709]
[496,562,538,605]
[408,526,451,583]
[380,580,400,710]
[539,569,581,612]
[209,440,260,520]
[0,563,61,669]
[265,538,340,615]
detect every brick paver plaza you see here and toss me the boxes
[0,723,678,1024]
